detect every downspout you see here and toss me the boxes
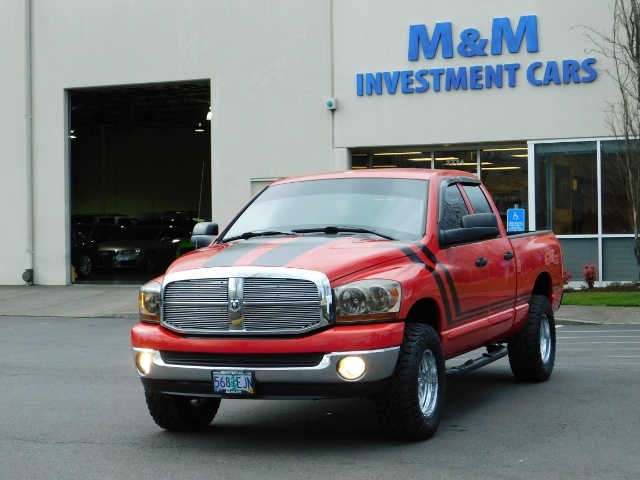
[22,0,34,285]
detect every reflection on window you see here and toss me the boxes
[441,185,469,230]
[601,140,640,234]
[462,184,493,214]
[535,142,597,235]
[481,147,528,229]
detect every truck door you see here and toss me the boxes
[435,181,517,355]
[460,182,518,340]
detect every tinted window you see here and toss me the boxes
[440,185,469,231]
[462,184,493,214]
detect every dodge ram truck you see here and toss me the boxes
[131,169,563,440]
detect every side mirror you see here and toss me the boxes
[440,213,500,247]
[191,222,219,248]
[461,213,498,229]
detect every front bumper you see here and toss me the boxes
[133,346,400,399]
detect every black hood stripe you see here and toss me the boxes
[202,238,278,267]
[250,236,341,266]
[203,236,353,269]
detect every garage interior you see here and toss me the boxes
[69,80,212,284]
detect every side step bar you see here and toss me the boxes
[446,345,508,377]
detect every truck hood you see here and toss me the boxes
[166,235,415,283]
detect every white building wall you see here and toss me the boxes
[0,2,30,285]
[1,0,332,285]
[0,0,623,285]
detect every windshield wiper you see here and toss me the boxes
[222,230,295,243]
[292,226,396,241]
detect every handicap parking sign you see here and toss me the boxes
[507,208,525,232]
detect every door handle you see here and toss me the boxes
[504,251,515,260]
[476,257,488,267]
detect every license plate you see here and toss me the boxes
[212,371,255,395]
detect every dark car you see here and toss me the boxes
[95,225,193,273]
[71,223,126,277]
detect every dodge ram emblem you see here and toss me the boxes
[229,298,241,311]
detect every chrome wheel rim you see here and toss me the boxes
[79,254,91,276]
[418,349,439,417]
[540,315,552,364]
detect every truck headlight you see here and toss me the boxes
[139,281,162,324]
[335,280,401,324]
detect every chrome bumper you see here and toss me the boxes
[133,346,399,398]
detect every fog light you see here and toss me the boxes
[337,356,366,380]
[136,351,154,375]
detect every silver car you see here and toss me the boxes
[96,225,193,273]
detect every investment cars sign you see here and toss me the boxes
[355,15,597,96]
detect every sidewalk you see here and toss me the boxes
[0,284,638,324]
[0,284,140,319]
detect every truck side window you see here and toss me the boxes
[441,184,469,231]
[462,184,493,214]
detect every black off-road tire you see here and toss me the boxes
[508,295,556,382]
[375,323,446,441]
[144,391,221,431]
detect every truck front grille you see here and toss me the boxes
[161,269,333,336]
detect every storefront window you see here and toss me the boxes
[434,150,477,174]
[351,153,369,169]
[535,142,598,235]
[601,140,640,234]
[370,152,431,169]
[480,147,528,229]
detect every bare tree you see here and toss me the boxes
[582,0,640,272]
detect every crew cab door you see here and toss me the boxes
[435,180,517,354]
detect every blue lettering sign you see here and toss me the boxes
[355,15,598,97]
[491,16,539,55]
[445,67,468,91]
[408,22,454,60]
[581,58,598,83]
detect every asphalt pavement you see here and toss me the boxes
[0,284,638,324]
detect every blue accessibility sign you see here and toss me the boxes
[507,208,525,232]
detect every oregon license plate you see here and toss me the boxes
[212,371,255,395]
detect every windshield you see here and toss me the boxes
[222,177,428,242]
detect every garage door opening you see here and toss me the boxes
[69,80,212,284]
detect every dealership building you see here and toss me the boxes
[2,0,638,286]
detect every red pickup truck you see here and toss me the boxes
[131,169,563,440]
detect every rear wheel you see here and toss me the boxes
[508,295,556,382]
[144,391,221,430]
[375,323,446,441]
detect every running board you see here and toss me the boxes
[446,345,508,377]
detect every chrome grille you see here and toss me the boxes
[161,271,332,335]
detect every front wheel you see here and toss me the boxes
[375,323,446,441]
[144,391,221,430]
[75,252,93,278]
[508,295,556,382]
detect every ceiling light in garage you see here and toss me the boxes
[195,123,204,132]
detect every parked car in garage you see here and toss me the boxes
[71,223,126,278]
[95,225,193,273]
